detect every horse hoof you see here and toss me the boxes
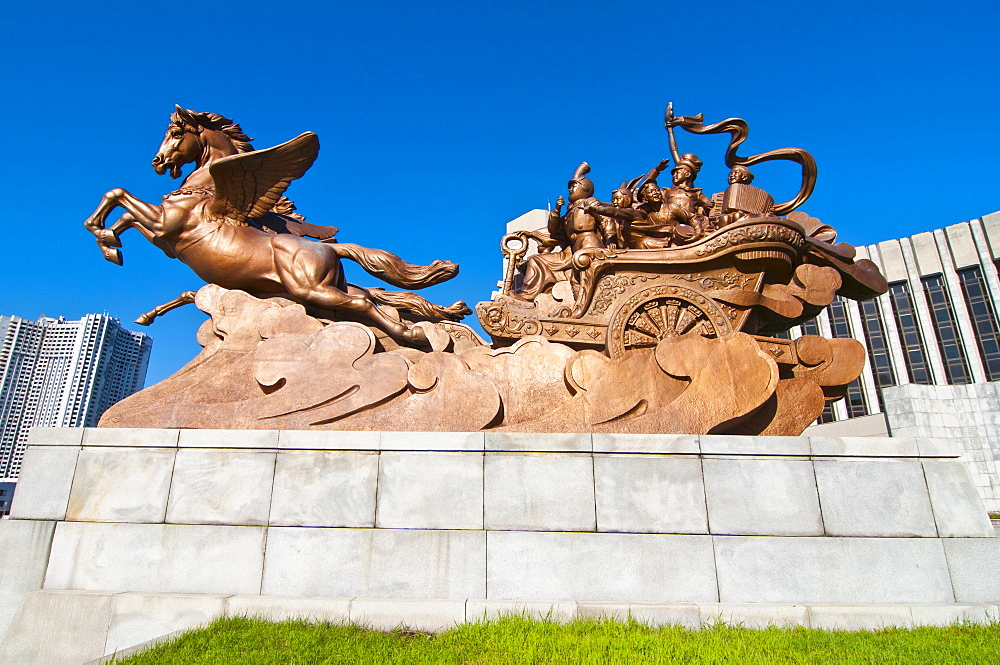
[401,326,429,346]
[99,230,122,248]
[102,246,123,265]
[412,321,452,352]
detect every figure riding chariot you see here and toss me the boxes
[477,105,887,394]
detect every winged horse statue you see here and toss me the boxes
[83,105,469,345]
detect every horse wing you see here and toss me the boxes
[250,212,338,240]
[207,132,320,225]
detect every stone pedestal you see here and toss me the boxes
[1,427,998,664]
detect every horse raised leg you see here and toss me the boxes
[84,188,163,265]
[135,291,198,326]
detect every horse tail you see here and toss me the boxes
[331,243,458,289]
[368,288,471,322]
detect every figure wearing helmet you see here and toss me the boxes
[652,152,714,239]
[516,162,604,301]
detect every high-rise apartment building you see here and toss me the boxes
[0,314,152,479]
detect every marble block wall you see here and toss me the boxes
[1,427,999,664]
[883,382,1000,511]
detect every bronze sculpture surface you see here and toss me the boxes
[91,104,887,436]
[84,106,468,345]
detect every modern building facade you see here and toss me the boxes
[0,314,152,479]
[795,211,1000,510]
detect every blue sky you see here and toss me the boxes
[1,0,998,384]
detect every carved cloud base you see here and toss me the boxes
[100,286,854,435]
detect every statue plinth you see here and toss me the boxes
[1,427,997,663]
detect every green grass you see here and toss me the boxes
[111,615,1000,664]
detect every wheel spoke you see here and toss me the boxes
[629,312,659,338]
[675,307,699,335]
[665,303,680,331]
[639,309,661,337]
[692,320,714,337]
[626,330,659,347]
[657,303,669,331]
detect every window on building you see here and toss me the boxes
[888,282,932,384]
[827,298,852,339]
[843,381,868,418]
[922,274,972,384]
[828,298,869,418]
[800,318,820,336]
[859,299,896,388]
[957,266,1000,381]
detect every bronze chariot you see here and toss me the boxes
[477,106,888,401]
[482,216,812,358]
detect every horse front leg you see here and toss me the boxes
[84,188,163,265]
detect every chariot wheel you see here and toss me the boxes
[606,284,733,358]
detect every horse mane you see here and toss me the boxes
[172,110,255,153]
[172,108,313,219]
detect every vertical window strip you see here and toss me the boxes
[827,299,853,339]
[888,282,932,384]
[859,299,896,388]
[922,275,972,384]
[828,299,868,417]
[843,380,868,418]
[957,266,1000,381]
